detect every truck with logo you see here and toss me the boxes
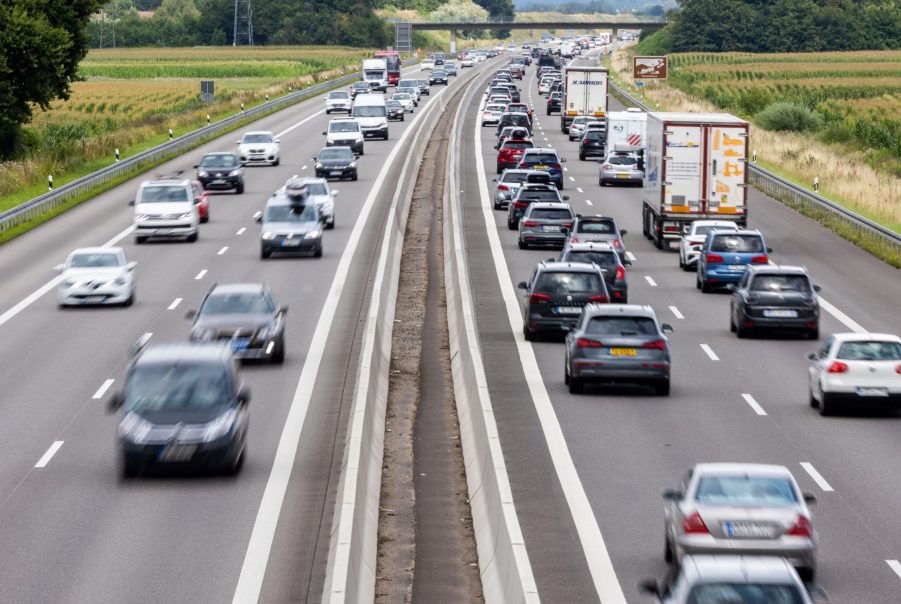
[642,112,749,250]
[561,66,608,133]
[362,58,388,92]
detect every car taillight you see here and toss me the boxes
[706,254,724,263]
[786,515,812,538]
[522,220,539,227]
[588,294,609,303]
[551,163,561,170]
[828,361,848,373]
[615,266,625,280]
[513,200,528,209]
[896,363,901,374]
[683,512,709,534]
[751,255,769,264]
[576,338,603,348]
[613,239,622,250]
[498,184,509,191]
[530,293,550,304]
[582,138,591,144]
[562,222,573,229]
[602,164,612,170]
[643,340,666,350]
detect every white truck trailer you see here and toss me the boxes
[362,58,388,92]
[561,66,608,133]
[642,112,749,250]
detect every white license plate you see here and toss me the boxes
[81,296,106,304]
[727,264,746,270]
[556,307,583,315]
[159,443,196,463]
[282,239,301,247]
[857,387,889,397]
[543,225,562,232]
[723,521,773,538]
[763,309,798,318]
[212,179,226,184]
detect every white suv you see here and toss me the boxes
[236,131,280,166]
[132,178,199,243]
[323,118,364,155]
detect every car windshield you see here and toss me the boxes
[201,155,238,168]
[201,292,274,315]
[319,148,354,161]
[398,80,416,88]
[70,253,121,268]
[695,224,737,236]
[242,133,272,144]
[518,189,560,202]
[354,106,386,117]
[353,83,369,89]
[139,185,189,203]
[529,208,572,220]
[564,251,618,268]
[125,364,231,413]
[578,220,615,234]
[330,122,359,133]
[393,94,411,100]
[305,182,328,195]
[386,101,402,109]
[607,156,637,166]
[686,583,805,604]
[836,341,901,361]
[583,131,603,140]
[586,317,657,335]
[433,71,446,76]
[750,274,811,293]
[504,116,530,126]
[695,475,798,506]
[329,92,349,99]
[522,153,559,164]
[503,141,534,150]
[264,204,318,223]
[711,235,765,253]
[535,272,602,294]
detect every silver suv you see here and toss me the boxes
[132,178,199,243]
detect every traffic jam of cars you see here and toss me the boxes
[479,40,899,602]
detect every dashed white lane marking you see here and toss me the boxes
[569,176,575,182]
[35,441,64,468]
[644,275,658,287]
[800,462,834,492]
[700,344,720,361]
[195,269,208,280]
[886,560,901,579]
[563,167,569,172]
[301,165,308,170]
[92,379,115,400]
[168,298,183,310]
[585,200,593,206]
[236,227,246,235]
[741,393,767,416]
[577,187,584,193]
[819,298,866,333]
[217,247,229,255]
[668,305,684,319]
[625,251,636,262]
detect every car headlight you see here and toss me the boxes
[118,412,154,444]
[202,409,237,443]
[228,169,242,177]
[135,214,150,221]
[192,327,217,341]
[305,230,322,239]
[179,212,194,220]
[257,321,279,341]
[315,163,322,170]
[198,170,208,177]
[114,276,128,286]
[63,279,78,288]
[262,231,276,240]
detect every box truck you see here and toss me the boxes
[642,112,749,250]
[561,66,608,133]
[362,59,388,92]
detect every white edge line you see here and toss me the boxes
[35,441,64,468]
[473,88,628,604]
[819,297,866,333]
[741,393,767,416]
[700,343,720,361]
[668,305,684,320]
[92,379,115,400]
[886,560,901,579]
[800,462,834,492]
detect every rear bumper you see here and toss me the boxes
[262,239,322,256]
[570,360,669,381]
[701,268,746,284]
[675,534,816,569]
[527,316,580,333]
[738,308,817,331]
[519,232,567,246]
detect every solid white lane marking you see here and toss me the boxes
[668,306,684,319]
[232,79,459,604]
[819,297,866,333]
[585,200,593,206]
[700,344,720,361]
[576,187,584,193]
[236,227,246,235]
[886,560,901,579]
[625,251,636,262]
[35,441,64,468]
[195,269,207,280]
[168,298,183,310]
[800,462,834,492]
[217,246,229,255]
[275,110,325,139]
[92,379,115,400]
[472,100,627,604]
[644,275,658,287]
[741,393,767,416]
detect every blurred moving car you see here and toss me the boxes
[194,152,244,194]
[236,131,280,166]
[350,81,370,99]
[257,181,326,259]
[132,177,200,244]
[429,69,448,85]
[807,332,901,415]
[55,247,137,307]
[385,99,406,121]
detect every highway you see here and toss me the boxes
[455,51,901,602]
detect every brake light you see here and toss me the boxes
[530,293,550,304]
[588,294,609,303]
[896,363,901,374]
[828,361,848,373]
[582,138,591,144]
[498,184,509,191]
[683,512,709,534]
[706,254,724,263]
[786,515,813,538]
[615,266,625,280]
[576,338,603,348]
[562,222,573,229]
[751,255,769,264]
[613,239,622,250]
[551,163,561,170]
[522,220,539,227]
[513,200,528,209]
[602,164,612,170]
[643,340,666,350]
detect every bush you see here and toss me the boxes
[756,102,824,132]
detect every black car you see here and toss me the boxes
[194,152,244,194]
[497,112,532,136]
[517,261,610,340]
[500,84,521,103]
[108,341,250,477]
[559,242,630,303]
[578,129,606,161]
[313,146,358,181]
[729,265,821,339]
[188,283,288,363]
[507,181,566,229]
[350,82,371,99]
[385,100,406,121]
[429,70,448,85]
[546,91,562,115]
[416,79,430,96]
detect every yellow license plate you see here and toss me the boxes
[534,165,548,169]
[609,347,637,356]
[616,173,630,179]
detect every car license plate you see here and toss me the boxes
[544,225,561,232]
[556,307,583,315]
[331,170,343,176]
[723,521,774,538]
[81,296,106,304]
[534,165,548,170]
[727,264,746,271]
[231,338,250,352]
[211,179,226,185]
[609,347,637,356]
[857,387,889,397]
[158,443,196,463]
[281,239,301,247]
[763,309,798,318]
[616,173,630,179]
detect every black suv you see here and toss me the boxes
[728,265,822,339]
[559,242,630,303]
[195,152,244,194]
[517,261,610,340]
[507,181,567,229]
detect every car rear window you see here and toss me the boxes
[695,475,797,506]
[502,141,534,150]
[586,317,657,335]
[528,208,572,220]
[711,235,765,253]
[578,220,615,234]
[686,583,805,604]
[695,224,737,236]
[583,131,603,140]
[202,292,274,315]
[750,274,811,293]
[522,153,559,164]
[535,272,602,294]
[563,251,618,268]
[606,156,637,166]
[836,341,901,361]
[518,189,560,202]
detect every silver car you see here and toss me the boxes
[599,151,643,186]
[639,555,816,604]
[56,247,137,307]
[663,463,818,581]
[518,202,574,249]
[564,304,671,395]
[282,177,336,230]
[568,116,602,141]
[325,90,352,114]
[493,169,532,210]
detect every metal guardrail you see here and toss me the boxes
[608,80,901,265]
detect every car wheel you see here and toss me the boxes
[135,236,146,244]
[564,364,570,385]
[696,275,702,290]
[700,279,711,293]
[401,115,405,121]
[121,455,140,479]
[568,376,584,394]
[798,566,816,583]
[272,339,285,364]
[124,290,135,307]
[261,248,271,259]
[201,214,209,224]
[664,535,674,563]
[508,220,517,230]
[730,313,736,332]
[273,157,280,166]
[679,254,685,269]
[599,180,605,187]
[326,109,331,114]
[736,321,750,338]
[654,379,670,396]
[314,245,323,258]
[579,153,585,161]
[327,218,335,230]
[809,388,820,408]
[496,166,502,174]
[523,323,534,341]
[236,182,244,194]
[187,231,198,243]
[518,240,527,249]
[225,445,245,475]
[352,171,358,182]
[808,327,819,340]
[494,201,501,210]
[819,393,835,416]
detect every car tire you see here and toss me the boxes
[261,248,271,259]
[819,393,835,416]
[352,172,358,182]
[273,158,280,166]
[654,379,670,396]
[730,314,736,332]
[568,376,584,394]
[664,536,674,563]
[736,321,750,338]
[523,323,534,341]
[798,566,816,583]
[124,290,135,307]
[314,246,323,258]
[187,231,198,243]
[518,240,527,249]
[809,388,820,408]
[201,214,209,224]
[225,446,245,476]
[272,339,285,364]
[326,109,331,114]
[808,327,819,340]
[236,182,244,194]
[579,153,585,161]
[401,115,405,121]
[327,219,335,230]
[679,254,685,269]
[121,455,140,479]
[508,220,517,230]
[700,279,711,294]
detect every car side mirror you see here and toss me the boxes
[806,352,818,361]
[661,323,673,334]
[238,385,251,406]
[54,263,65,273]
[193,164,199,169]
[128,200,135,206]
[312,156,317,161]
[517,281,528,290]
[661,488,679,500]
[279,305,289,315]
[184,309,197,320]
[560,158,567,162]
[235,140,241,145]
[353,154,360,159]
[623,259,632,267]
[563,195,570,201]
[331,190,338,196]
[194,198,203,205]
[803,492,817,504]
[620,229,628,236]
[125,261,137,272]
[275,139,281,143]
[767,247,773,253]
[813,284,822,292]
[322,131,327,136]
[638,579,660,596]
[107,391,124,413]
[253,211,263,223]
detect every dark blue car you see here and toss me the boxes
[697,229,772,292]
[517,147,567,190]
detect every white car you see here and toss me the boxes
[237,131,280,166]
[325,90,352,114]
[481,103,507,126]
[392,92,415,113]
[807,333,901,415]
[421,59,435,70]
[679,220,739,270]
[461,57,474,68]
[473,53,487,63]
[538,78,554,95]
[55,247,136,307]
[395,85,420,104]
[279,177,337,230]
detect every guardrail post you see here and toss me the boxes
[168,128,173,141]
[48,175,53,191]
[814,176,819,192]
[241,103,245,113]
[752,150,757,163]
[265,94,269,102]
[206,114,211,125]
[115,148,120,162]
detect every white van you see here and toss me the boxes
[132,177,199,243]
[352,94,389,140]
